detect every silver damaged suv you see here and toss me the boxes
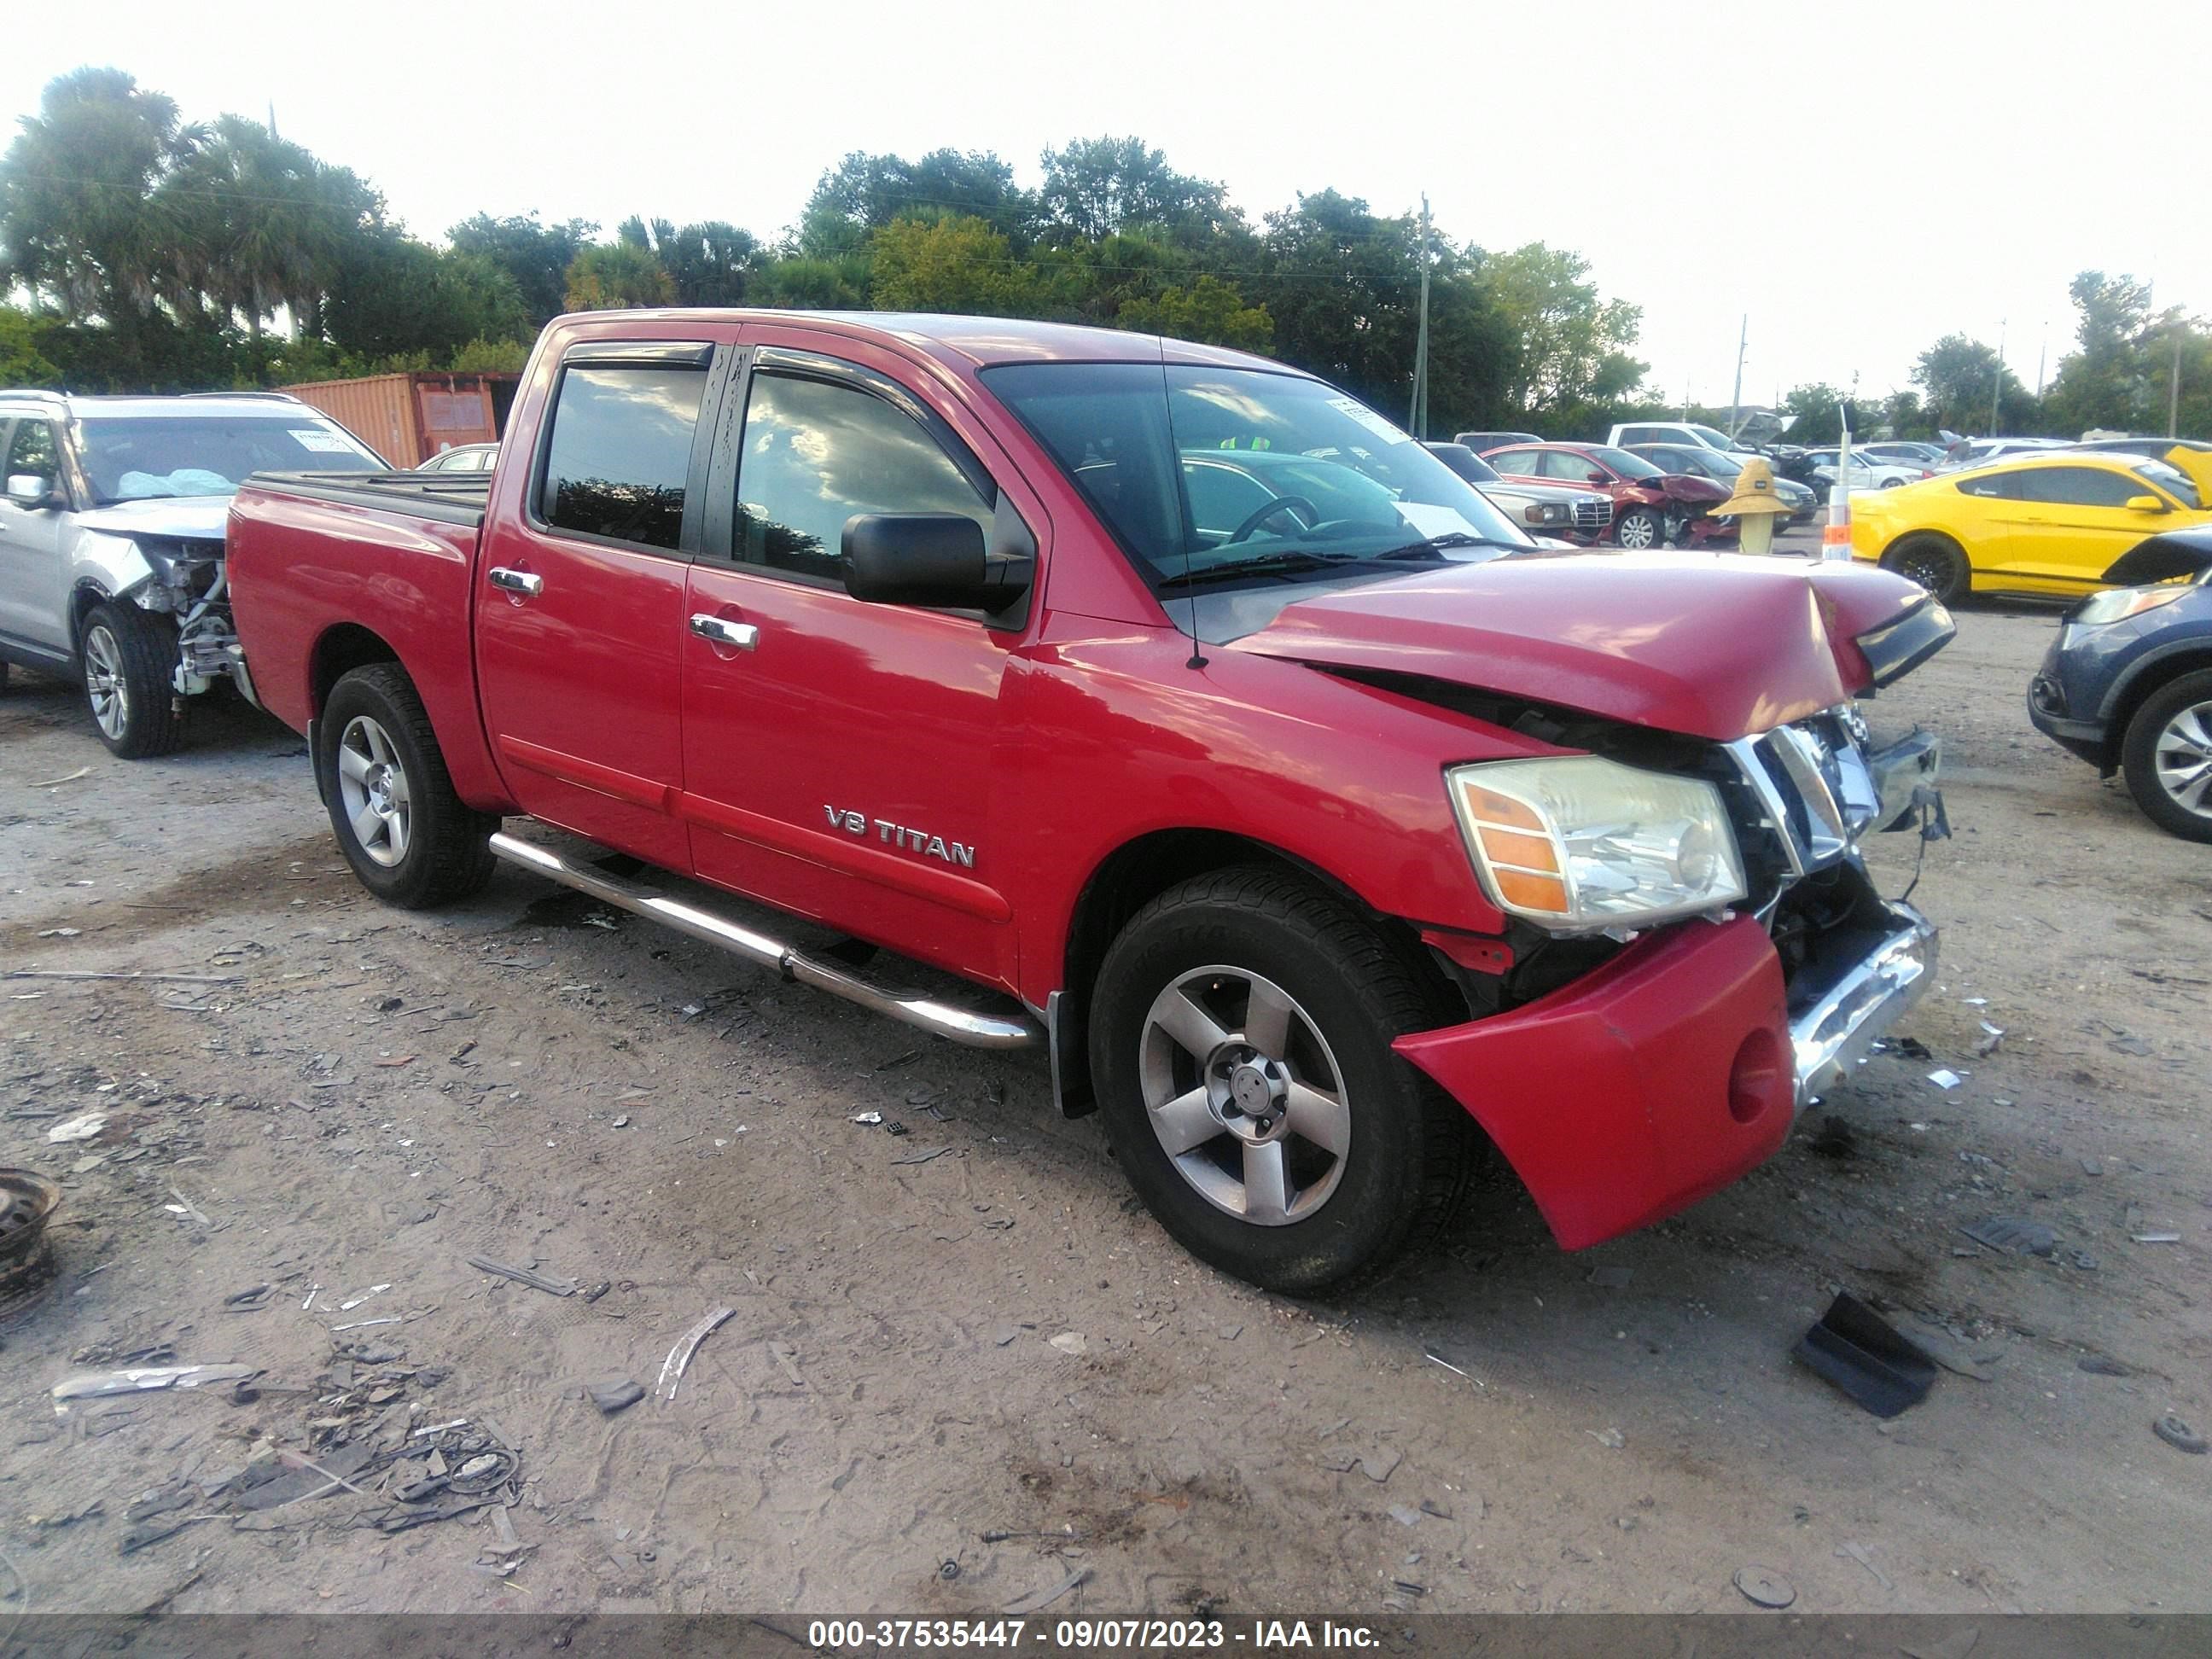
[0,391,385,755]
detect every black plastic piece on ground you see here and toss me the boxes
[1794,1291,1937,1418]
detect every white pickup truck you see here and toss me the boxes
[0,390,386,754]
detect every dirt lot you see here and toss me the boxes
[1,585,2207,1621]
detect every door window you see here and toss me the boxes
[1956,471,2017,499]
[734,370,992,582]
[2014,465,2154,507]
[1539,450,1596,483]
[5,419,58,486]
[1487,448,1539,475]
[538,363,708,550]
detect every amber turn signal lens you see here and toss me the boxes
[1461,783,1545,831]
[1475,825,1560,874]
[1492,868,1569,914]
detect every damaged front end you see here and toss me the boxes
[74,511,259,707]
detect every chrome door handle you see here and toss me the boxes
[689,613,759,650]
[487,567,543,597]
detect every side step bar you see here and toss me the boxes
[489,833,1042,1051]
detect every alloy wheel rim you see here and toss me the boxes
[1901,549,1953,595]
[336,715,412,868]
[84,626,127,739]
[1138,966,1350,1225]
[1619,514,1656,549]
[2154,700,2212,818]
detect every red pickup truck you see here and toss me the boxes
[227,310,1953,1293]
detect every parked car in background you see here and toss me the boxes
[225,307,1952,1292]
[0,389,386,753]
[1423,441,1612,542]
[1935,437,2068,471]
[1860,440,1949,469]
[2066,437,2212,502]
[415,442,499,473]
[1623,442,1820,526]
[1452,429,1541,455]
[1851,451,2209,602]
[1607,420,1752,455]
[1805,448,1924,492]
[2029,528,2212,840]
[1485,441,1734,549]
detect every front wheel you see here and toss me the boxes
[80,601,184,758]
[1088,866,1481,1294]
[1615,507,1663,550]
[2122,670,2212,842]
[1882,533,1969,604]
[318,663,498,907]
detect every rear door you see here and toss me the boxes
[677,333,1035,987]
[0,416,75,655]
[474,335,731,870]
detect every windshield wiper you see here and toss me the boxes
[1156,551,1359,590]
[1374,533,1527,560]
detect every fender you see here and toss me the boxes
[69,531,156,609]
[2098,634,2212,724]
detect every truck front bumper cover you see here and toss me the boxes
[1394,901,1936,1250]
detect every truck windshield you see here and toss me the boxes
[984,363,1530,588]
[75,415,384,505]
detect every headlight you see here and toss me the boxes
[1447,756,1746,932]
[2071,585,2187,627]
[1523,502,1568,526]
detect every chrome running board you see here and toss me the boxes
[489,832,1041,1051]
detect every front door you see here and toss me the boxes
[0,417,75,657]
[474,336,729,870]
[677,335,1029,987]
[2001,463,2180,592]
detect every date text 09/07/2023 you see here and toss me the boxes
[805,1618,1380,1650]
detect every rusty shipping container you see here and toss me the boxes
[279,372,517,467]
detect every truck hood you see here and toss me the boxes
[73,495,233,542]
[1226,551,1944,741]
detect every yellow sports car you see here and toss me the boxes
[1850,451,2211,602]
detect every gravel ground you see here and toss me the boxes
[1,578,2206,1619]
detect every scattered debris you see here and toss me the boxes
[657,1307,734,1401]
[1048,1331,1088,1357]
[850,1111,883,1126]
[224,1284,273,1311]
[1586,1265,1635,1289]
[890,1145,951,1166]
[1909,1323,2005,1382]
[36,928,82,939]
[466,1255,578,1297]
[1001,1566,1090,1616]
[4,969,241,985]
[119,1515,201,1555]
[51,1363,257,1415]
[165,1186,212,1227]
[1586,1428,1625,1449]
[1895,1037,1934,1061]
[45,1114,108,1144]
[337,1284,391,1311]
[2107,1033,2152,1057]
[766,1342,804,1386]
[991,1324,1020,1348]
[2131,1231,2181,1245]
[1386,1504,1423,1527]
[1959,1216,2055,1257]
[2153,1414,2208,1455]
[2077,1356,2131,1377]
[26,766,92,788]
[1794,1292,1936,1418]
[1732,1564,1796,1609]
[0,1168,62,1316]
[588,1378,644,1415]
[1836,1540,1892,1591]
[1356,1448,1401,1483]
[1217,1324,1242,1341]
[1927,1069,1963,1091]
[1973,1022,2005,1057]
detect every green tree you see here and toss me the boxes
[0,67,188,321]
[0,305,61,384]
[1037,136,1238,245]
[1781,382,1849,444]
[1912,334,2028,434]
[751,254,866,310]
[1477,243,1645,416]
[326,236,528,359]
[449,212,598,325]
[564,242,674,311]
[797,148,1034,259]
[618,216,760,306]
[1115,275,1272,352]
[867,214,1038,314]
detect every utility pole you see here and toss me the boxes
[2035,322,2046,405]
[1990,318,2005,434]
[2171,321,2185,439]
[1408,194,1431,439]
[1726,315,1746,442]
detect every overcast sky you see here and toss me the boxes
[11,0,2203,410]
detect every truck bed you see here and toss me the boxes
[243,469,491,529]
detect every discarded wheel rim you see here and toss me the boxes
[1733,1564,1796,1609]
[0,1169,62,1320]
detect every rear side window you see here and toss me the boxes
[2014,466,2143,507]
[1956,471,2016,499]
[735,371,992,583]
[538,364,707,550]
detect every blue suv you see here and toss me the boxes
[2029,527,2212,840]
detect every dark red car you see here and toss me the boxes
[1482,441,1734,550]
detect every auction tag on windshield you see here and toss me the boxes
[291,428,357,453]
[1396,502,1484,542]
[1328,397,1412,446]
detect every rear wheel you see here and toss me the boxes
[1882,533,1969,604]
[1088,865,1481,1294]
[2122,670,2212,842]
[80,601,184,758]
[1615,507,1663,550]
[319,664,498,907]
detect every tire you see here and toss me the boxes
[318,663,498,908]
[2122,669,2212,842]
[1882,533,1970,604]
[1615,507,1663,550]
[1087,865,1481,1294]
[80,601,184,758]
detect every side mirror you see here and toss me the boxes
[843,512,1032,611]
[1586,470,1609,486]
[2125,494,2169,514]
[6,473,58,509]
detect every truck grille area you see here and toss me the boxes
[1573,498,1612,533]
